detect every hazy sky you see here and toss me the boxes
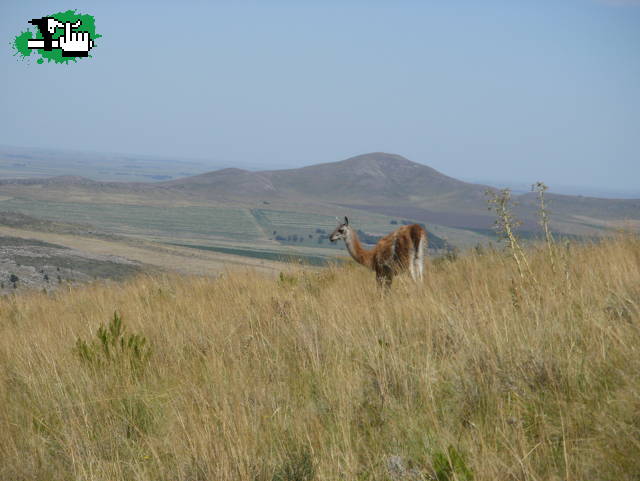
[2,1,639,191]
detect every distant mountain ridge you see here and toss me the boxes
[163,152,488,202]
[0,175,98,186]
[2,152,638,236]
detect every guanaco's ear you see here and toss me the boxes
[344,216,349,225]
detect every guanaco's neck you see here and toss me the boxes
[344,228,374,269]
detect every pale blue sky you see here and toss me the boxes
[1,1,639,192]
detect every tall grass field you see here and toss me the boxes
[1,235,639,480]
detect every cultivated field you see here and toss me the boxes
[1,234,638,480]
[0,198,265,242]
[0,196,456,270]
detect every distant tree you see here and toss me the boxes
[43,273,49,282]
[390,220,398,225]
[9,274,18,284]
[308,234,313,239]
[315,228,326,234]
[292,234,298,242]
[318,237,324,244]
[275,235,286,241]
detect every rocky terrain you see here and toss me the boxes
[0,235,142,295]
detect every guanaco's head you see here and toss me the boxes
[330,216,350,243]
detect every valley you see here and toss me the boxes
[0,150,638,294]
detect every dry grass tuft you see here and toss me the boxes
[1,235,639,480]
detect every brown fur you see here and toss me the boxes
[330,218,427,287]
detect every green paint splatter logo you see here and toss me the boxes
[12,10,100,64]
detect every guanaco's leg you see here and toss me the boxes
[376,265,393,289]
[416,236,425,281]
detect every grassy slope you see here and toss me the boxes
[1,236,639,480]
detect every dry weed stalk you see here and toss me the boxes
[532,181,557,273]
[485,188,536,283]
[561,238,573,286]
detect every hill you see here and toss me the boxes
[159,151,640,233]
[1,235,638,480]
[263,152,486,201]
[162,152,487,203]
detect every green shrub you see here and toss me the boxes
[279,272,298,287]
[74,311,151,372]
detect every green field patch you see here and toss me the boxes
[0,199,263,241]
[168,243,340,266]
[252,208,338,229]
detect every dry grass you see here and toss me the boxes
[1,235,639,480]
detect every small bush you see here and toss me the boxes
[278,272,298,287]
[74,311,151,372]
